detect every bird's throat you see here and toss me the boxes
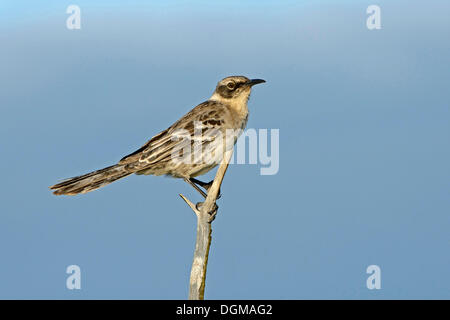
[210,91,250,119]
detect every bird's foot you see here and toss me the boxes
[196,202,219,223]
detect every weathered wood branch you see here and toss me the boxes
[179,148,234,300]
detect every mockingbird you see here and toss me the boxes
[50,76,265,196]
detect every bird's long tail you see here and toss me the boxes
[50,164,132,195]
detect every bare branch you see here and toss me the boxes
[179,193,200,216]
[180,149,234,300]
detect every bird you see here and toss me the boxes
[49,76,265,196]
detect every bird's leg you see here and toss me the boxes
[184,178,207,198]
[185,177,220,222]
[190,178,221,199]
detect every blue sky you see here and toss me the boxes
[0,0,449,299]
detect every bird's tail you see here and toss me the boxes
[50,164,132,195]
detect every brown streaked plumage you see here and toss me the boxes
[50,76,265,196]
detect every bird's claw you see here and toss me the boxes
[196,202,219,222]
[208,208,218,222]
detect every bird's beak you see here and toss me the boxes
[247,79,266,86]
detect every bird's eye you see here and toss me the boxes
[226,82,236,90]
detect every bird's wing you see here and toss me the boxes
[118,128,171,164]
[119,101,230,168]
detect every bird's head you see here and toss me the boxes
[210,76,265,103]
